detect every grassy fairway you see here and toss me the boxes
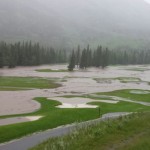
[0,97,149,143]
[0,98,98,143]
[63,89,150,102]
[89,101,150,114]
[96,89,150,102]
[30,112,150,150]
[36,69,68,72]
[0,77,60,90]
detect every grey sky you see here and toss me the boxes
[144,0,150,4]
[0,0,150,49]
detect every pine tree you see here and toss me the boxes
[95,46,102,67]
[75,45,81,67]
[0,51,3,68]
[68,50,76,71]
[79,49,87,69]
[102,48,109,68]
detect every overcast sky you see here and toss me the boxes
[144,0,150,4]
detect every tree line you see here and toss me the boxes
[68,45,150,71]
[0,41,67,68]
[0,41,150,70]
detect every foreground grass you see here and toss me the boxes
[0,97,149,143]
[30,112,150,150]
[0,77,60,90]
[36,69,68,72]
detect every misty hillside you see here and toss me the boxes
[0,0,150,49]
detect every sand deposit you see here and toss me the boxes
[51,97,119,108]
[0,116,42,126]
[130,90,150,94]
[56,103,98,108]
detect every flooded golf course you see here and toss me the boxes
[0,64,150,116]
[0,64,150,150]
[0,65,150,116]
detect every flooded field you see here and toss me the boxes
[0,64,150,116]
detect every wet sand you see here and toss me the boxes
[0,116,42,126]
[51,97,119,108]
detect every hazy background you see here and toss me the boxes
[0,0,150,49]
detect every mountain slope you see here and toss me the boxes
[0,0,150,49]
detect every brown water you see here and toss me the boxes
[0,64,150,116]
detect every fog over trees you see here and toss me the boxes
[0,41,67,68]
[0,0,150,49]
[68,45,150,71]
[0,0,150,68]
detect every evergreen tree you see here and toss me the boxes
[75,45,81,67]
[95,46,102,67]
[102,48,109,68]
[0,51,3,68]
[68,50,76,71]
[80,49,87,69]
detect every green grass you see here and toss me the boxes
[0,77,61,90]
[36,69,68,72]
[89,101,150,114]
[0,96,149,144]
[63,89,150,102]
[0,98,99,143]
[96,89,150,102]
[30,112,150,150]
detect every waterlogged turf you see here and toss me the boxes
[0,98,98,143]
[94,77,142,84]
[124,67,150,72]
[0,95,149,143]
[36,69,68,72]
[0,77,60,90]
[63,89,150,103]
[96,89,150,103]
[89,101,150,114]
